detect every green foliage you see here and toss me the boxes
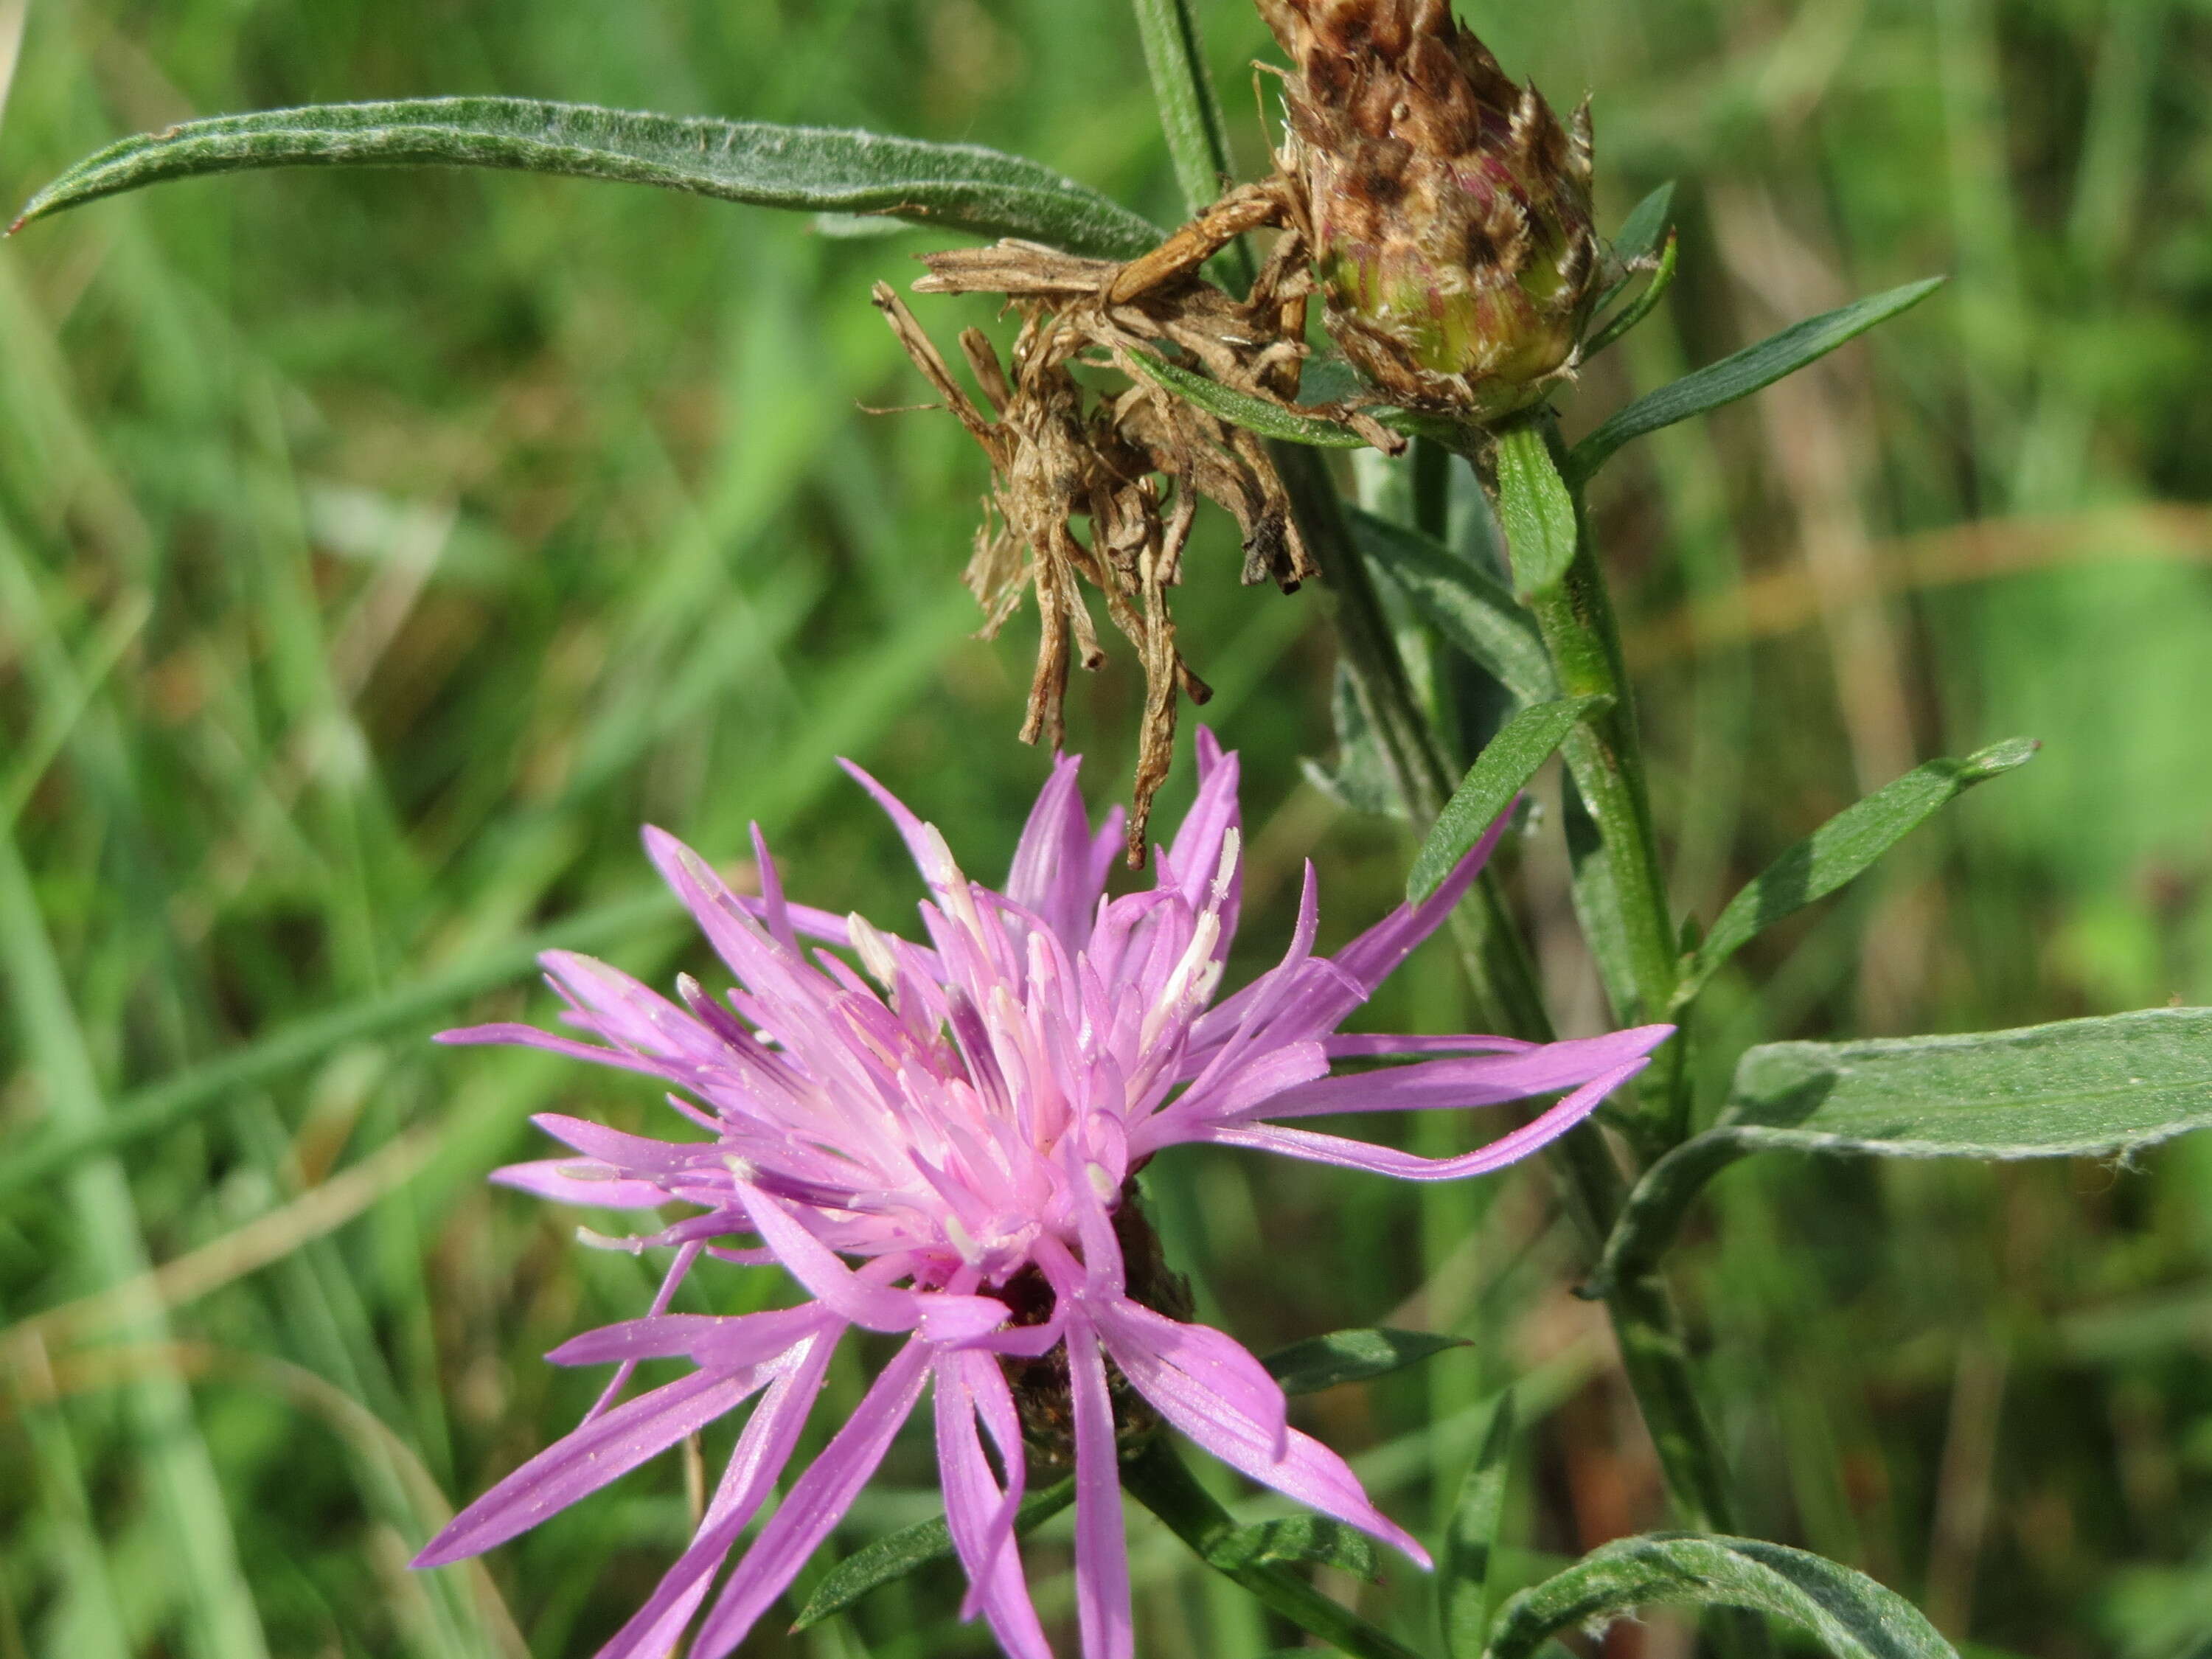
[1259,1326,1470,1395]
[793,1478,1076,1630]
[1568,278,1948,481]
[1347,509,1555,706]
[1593,1008,2212,1294]
[1123,348,1371,448]
[1725,1008,2212,1162]
[1678,737,2040,1006]
[1492,423,1579,598]
[1485,1534,1959,1659]
[14,98,1163,259]
[1409,697,1608,902]
[1441,1393,1516,1659]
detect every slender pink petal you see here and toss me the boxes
[936,1351,1051,1659]
[591,1334,838,1659]
[1066,1314,1135,1659]
[1005,754,1105,952]
[414,1366,768,1566]
[1251,1026,1674,1120]
[1204,1058,1652,1179]
[689,1338,933,1658]
[547,1306,826,1370]
[489,1158,670,1209]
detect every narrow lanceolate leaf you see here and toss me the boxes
[1492,423,1579,598]
[1590,1008,2212,1293]
[1441,1393,1516,1659]
[1568,276,1946,481]
[1122,349,1371,447]
[1261,1327,1470,1396]
[790,1478,1075,1629]
[1410,697,1610,902]
[1677,737,2038,1006]
[1205,1517,1380,1581]
[10,99,1163,260]
[1484,1534,1958,1659]
[1347,509,1556,706]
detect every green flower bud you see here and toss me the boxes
[1258,0,1602,422]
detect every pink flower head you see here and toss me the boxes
[414,734,1670,1659]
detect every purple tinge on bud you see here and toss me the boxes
[1258,0,1601,420]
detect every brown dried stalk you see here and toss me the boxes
[876,183,1374,864]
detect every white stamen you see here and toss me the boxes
[1086,1161,1119,1203]
[847,913,900,991]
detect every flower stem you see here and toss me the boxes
[1122,1437,1427,1659]
[1127,0,1255,285]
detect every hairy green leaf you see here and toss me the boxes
[1409,698,1610,902]
[1442,1393,1516,1659]
[1346,509,1556,706]
[1590,1007,2212,1294]
[11,99,1162,259]
[1206,1517,1380,1581]
[1492,423,1579,597]
[790,1478,1075,1630]
[1678,737,2038,1005]
[1484,1533,1957,1659]
[1569,277,1946,481]
[1261,1327,1470,1396]
[1122,349,1371,447]
[1726,1007,2212,1161]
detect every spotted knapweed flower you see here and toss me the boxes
[414,734,1670,1659]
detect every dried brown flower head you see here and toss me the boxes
[1256,0,1602,420]
[876,195,1360,864]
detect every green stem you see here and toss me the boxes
[1513,417,1692,1148]
[1127,0,1257,284]
[1121,1438,1425,1659]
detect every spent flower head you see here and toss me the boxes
[414,736,1670,1659]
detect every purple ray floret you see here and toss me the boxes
[413,732,1671,1659]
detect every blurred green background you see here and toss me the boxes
[4,1,2211,1655]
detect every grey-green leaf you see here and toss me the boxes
[1484,1533,1958,1659]
[1260,1327,1470,1396]
[1205,1517,1380,1581]
[1727,1007,2212,1161]
[1442,1393,1516,1659]
[1678,737,2038,1005]
[1122,349,1371,448]
[1347,509,1556,706]
[790,1477,1075,1630]
[10,98,1162,260]
[1492,423,1579,598]
[1410,697,1610,903]
[1568,277,1946,481]
[1590,1007,2212,1295]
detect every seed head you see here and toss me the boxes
[1259,0,1601,420]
